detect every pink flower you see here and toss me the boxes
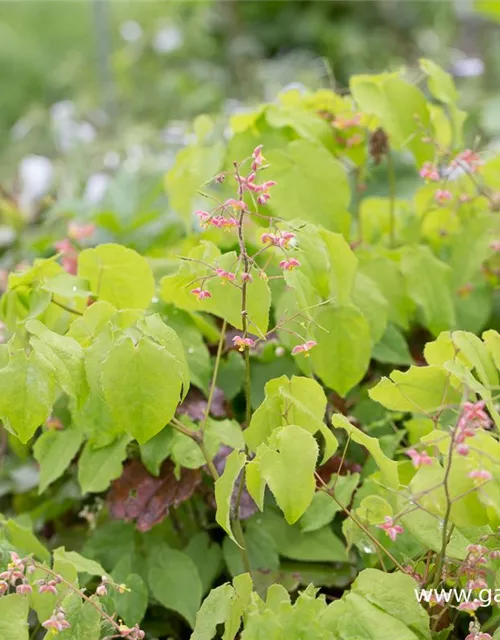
[195,210,210,224]
[224,198,247,212]
[434,189,453,204]
[191,288,211,301]
[333,114,361,130]
[68,222,95,242]
[459,401,492,430]
[490,240,500,252]
[210,215,238,229]
[235,172,257,192]
[458,600,482,612]
[456,443,470,456]
[467,578,488,590]
[0,581,8,595]
[119,624,145,639]
[241,272,253,283]
[278,232,296,248]
[16,583,32,595]
[419,162,440,182]
[54,238,78,274]
[39,581,58,595]
[42,612,71,633]
[261,232,278,245]
[214,268,236,282]
[466,632,492,640]
[468,469,493,482]
[251,145,265,171]
[96,583,107,597]
[279,258,301,271]
[232,336,255,351]
[377,516,404,542]
[257,193,271,205]
[453,149,481,173]
[10,552,24,569]
[291,341,317,357]
[490,550,500,560]
[406,448,433,468]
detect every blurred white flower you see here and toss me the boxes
[452,57,484,78]
[104,151,120,169]
[18,155,54,216]
[153,25,183,54]
[84,173,110,205]
[120,20,143,43]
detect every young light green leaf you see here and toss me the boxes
[6,519,51,562]
[401,246,456,336]
[369,365,461,414]
[147,547,203,628]
[332,414,399,489]
[34,428,84,493]
[266,140,351,234]
[101,336,186,444]
[311,304,372,397]
[78,243,155,310]
[215,451,247,544]
[78,435,131,494]
[0,348,56,442]
[191,584,235,640]
[0,594,29,640]
[259,426,318,524]
[52,547,107,576]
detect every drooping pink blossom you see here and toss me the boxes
[459,401,492,430]
[241,272,253,283]
[0,581,8,595]
[458,600,482,612]
[224,198,247,212]
[377,516,404,542]
[16,582,32,595]
[195,210,210,224]
[468,469,493,482]
[232,336,255,351]
[456,443,470,456]
[68,222,96,242]
[96,583,107,597]
[467,578,488,590]
[434,189,453,204]
[214,268,236,282]
[490,550,500,560]
[191,288,211,301]
[419,161,440,182]
[39,581,58,595]
[406,448,433,468]
[291,341,317,357]
[251,145,265,171]
[42,611,71,633]
[452,149,482,173]
[490,240,500,252]
[279,258,301,271]
[54,238,78,275]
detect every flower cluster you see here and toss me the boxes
[0,552,33,596]
[452,401,492,457]
[465,621,492,640]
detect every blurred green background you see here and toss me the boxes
[2,0,500,200]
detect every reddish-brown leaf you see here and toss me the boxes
[107,459,201,532]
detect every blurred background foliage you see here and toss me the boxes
[2,0,500,230]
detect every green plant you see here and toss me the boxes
[2,59,500,640]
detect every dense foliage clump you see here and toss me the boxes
[2,60,500,640]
